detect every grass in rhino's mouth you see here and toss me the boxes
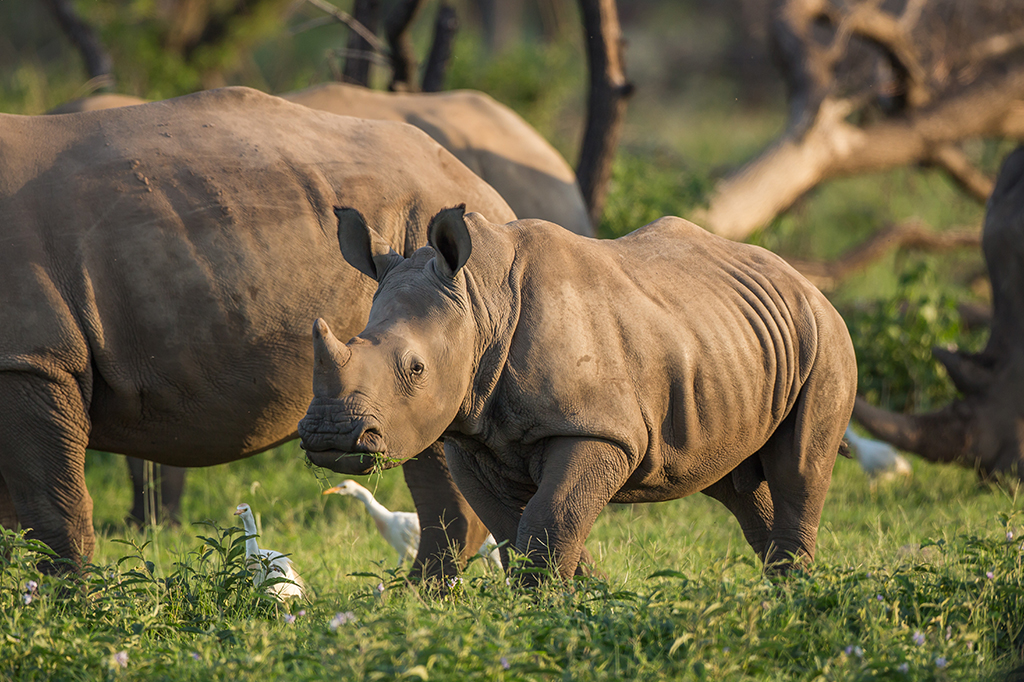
[334,452,404,470]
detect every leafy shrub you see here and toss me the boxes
[843,261,986,413]
[600,147,712,239]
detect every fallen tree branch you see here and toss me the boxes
[785,220,981,289]
[924,143,995,203]
[701,67,1024,240]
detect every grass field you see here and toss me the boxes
[1,441,1021,681]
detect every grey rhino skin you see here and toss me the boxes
[49,84,594,237]
[0,87,516,573]
[299,206,858,580]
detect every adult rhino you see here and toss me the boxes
[49,83,593,237]
[1,86,514,575]
[47,84,593,526]
[299,206,858,581]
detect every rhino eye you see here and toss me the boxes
[410,360,425,375]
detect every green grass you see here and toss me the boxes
[2,444,1021,681]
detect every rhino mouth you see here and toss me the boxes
[303,448,391,475]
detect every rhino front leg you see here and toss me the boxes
[403,441,491,581]
[0,469,18,530]
[517,437,631,583]
[701,475,774,562]
[126,458,186,526]
[0,371,95,570]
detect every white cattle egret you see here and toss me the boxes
[234,503,305,599]
[844,425,913,481]
[324,480,503,570]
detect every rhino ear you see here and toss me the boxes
[334,207,402,281]
[428,204,472,278]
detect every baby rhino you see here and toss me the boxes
[299,206,857,581]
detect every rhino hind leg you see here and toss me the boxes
[403,441,491,581]
[0,372,95,570]
[758,355,855,573]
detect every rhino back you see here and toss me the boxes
[494,216,850,494]
[284,83,592,236]
[0,87,514,464]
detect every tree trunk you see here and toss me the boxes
[343,0,380,86]
[385,0,427,92]
[43,0,114,87]
[576,0,633,229]
[852,146,1024,480]
[422,4,458,93]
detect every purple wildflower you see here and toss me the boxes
[913,631,925,646]
[898,663,909,673]
[284,614,296,624]
[113,651,129,668]
[191,652,201,661]
[986,571,994,579]
[935,656,948,669]
[22,593,32,605]
[500,656,510,670]
[329,611,357,631]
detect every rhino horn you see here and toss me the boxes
[312,318,351,397]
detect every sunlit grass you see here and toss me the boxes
[4,445,1022,681]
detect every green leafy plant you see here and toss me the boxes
[844,260,986,413]
[600,147,712,239]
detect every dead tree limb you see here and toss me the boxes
[924,144,995,203]
[785,220,981,290]
[701,0,1024,241]
[306,0,388,54]
[422,4,458,93]
[43,0,114,87]
[342,0,381,85]
[576,0,634,228]
[852,146,1024,480]
[386,0,427,92]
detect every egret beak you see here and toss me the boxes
[322,486,342,495]
[233,509,243,516]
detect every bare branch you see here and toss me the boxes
[701,65,1024,240]
[305,0,388,54]
[785,220,981,290]
[924,143,994,203]
[968,27,1024,65]
[839,1,931,107]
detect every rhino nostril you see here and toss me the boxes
[357,424,384,450]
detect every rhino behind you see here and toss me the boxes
[301,207,858,580]
[0,87,515,568]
